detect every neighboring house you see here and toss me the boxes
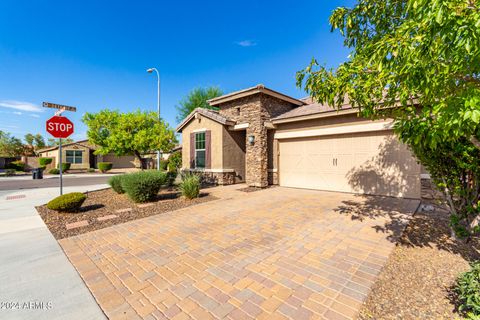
[176,84,421,198]
[37,140,137,170]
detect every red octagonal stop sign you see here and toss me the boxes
[46,116,74,138]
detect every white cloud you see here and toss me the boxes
[0,100,43,112]
[236,40,257,47]
[13,111,22,115]
[29,114,40,118]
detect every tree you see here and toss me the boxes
[0,130,24,156]
[47,138,73,147]
[82,109,177,169]
[24,133,35,146]
[175,87,223,122]
[34,134,46,148]
[296,0,480,239]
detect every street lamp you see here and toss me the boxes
[147,67,161,171]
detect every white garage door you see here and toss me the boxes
[278,130,420,198]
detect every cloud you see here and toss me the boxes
[236,40,257,47]
[13,111,22,115]
[0,100,43,112]
[29,114,40,118]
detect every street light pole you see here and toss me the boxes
[147,67,161,171]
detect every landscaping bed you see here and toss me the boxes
[358,201,480,320]
[37,188,217,239]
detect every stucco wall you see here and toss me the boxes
[181,115,224,170]
[274,113,374,133]
[223,130,246,182]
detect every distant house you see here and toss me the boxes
[37,140,137,170]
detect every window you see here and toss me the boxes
[66,150,83,164]
[195,132,205,168]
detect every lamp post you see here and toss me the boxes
[147,67,161,171]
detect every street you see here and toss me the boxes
[0,175,112,191]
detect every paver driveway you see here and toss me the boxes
[60,185,419,320]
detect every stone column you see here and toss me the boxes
[246,122,268,187]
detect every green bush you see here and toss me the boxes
[168,151,182,172]
[179,173,200,199]
[57,162,71,172]
[6,160,25,172]
[39,165,47,171]
[39,158,53,166]
[166,171,177,187]
[108,175,125,194]
[121,170,167,203]
[4,169,15,176]
[49,168,60,174]
[456,262,480,318]
[47,192,87,212]
[160,159,169,171]
[98,162,113,173]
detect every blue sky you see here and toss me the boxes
[0,0,353,141]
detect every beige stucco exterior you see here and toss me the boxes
[39,144,90,169]
[177,85,422,198]
[181,115,224,170]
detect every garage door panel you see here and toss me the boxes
[279,131,420,198]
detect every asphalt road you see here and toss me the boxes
[0,175,111,191]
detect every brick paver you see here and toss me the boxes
[60,185,419,319]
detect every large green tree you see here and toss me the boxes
[297,0,480,238]
[82,109,177,168]
[175,87,223,122]
[0,130,24,156]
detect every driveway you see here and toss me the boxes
[60,185,419,320]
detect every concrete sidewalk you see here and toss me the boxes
[0,185,108,320]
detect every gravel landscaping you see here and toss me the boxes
[37,188,217,239]
[358,200,480,320]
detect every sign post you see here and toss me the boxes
[44,102,76,195]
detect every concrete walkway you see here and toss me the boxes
[0,185,108,320]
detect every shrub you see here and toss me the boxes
[98,162,113,173]
[39,165,47,171]
[121,170,167,203]
[49,168,60,174]
[456,262,480,317]
[7,160,25,172]
[4,169,15,176]
[160,159,169,171]
[168,151,182,172]
[166,171,177,187]
[47,192,87,212]
[57,162,71,172]
[39,158,53,166]
[179,173,200,199]
[87,168,95,173]
[108,175,125,194]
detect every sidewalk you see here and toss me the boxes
[0,185,108,320]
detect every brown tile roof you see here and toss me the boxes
[176,108,235,132]
[272,100,353,121]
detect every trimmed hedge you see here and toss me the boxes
[39,158,53,166]
[108,175,125,194]
[179,173,200,199]
[57,162,71,172]
[121,170,167,203]
[6,160,25,172]
[49,168,60,174]
[98,162,113,173]
[47,192,86,212]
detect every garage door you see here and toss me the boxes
[278,130,420,198]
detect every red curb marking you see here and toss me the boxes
[6,194,26,200]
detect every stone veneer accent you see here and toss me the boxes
[183,170,236,186]
[218,94,296,187]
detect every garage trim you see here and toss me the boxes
[274,120,394,140]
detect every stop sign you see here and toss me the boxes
[46,116,74,138]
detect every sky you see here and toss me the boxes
[0,0,353,142]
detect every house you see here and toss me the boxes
[176,84,421,198]
[37,140,137,170]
